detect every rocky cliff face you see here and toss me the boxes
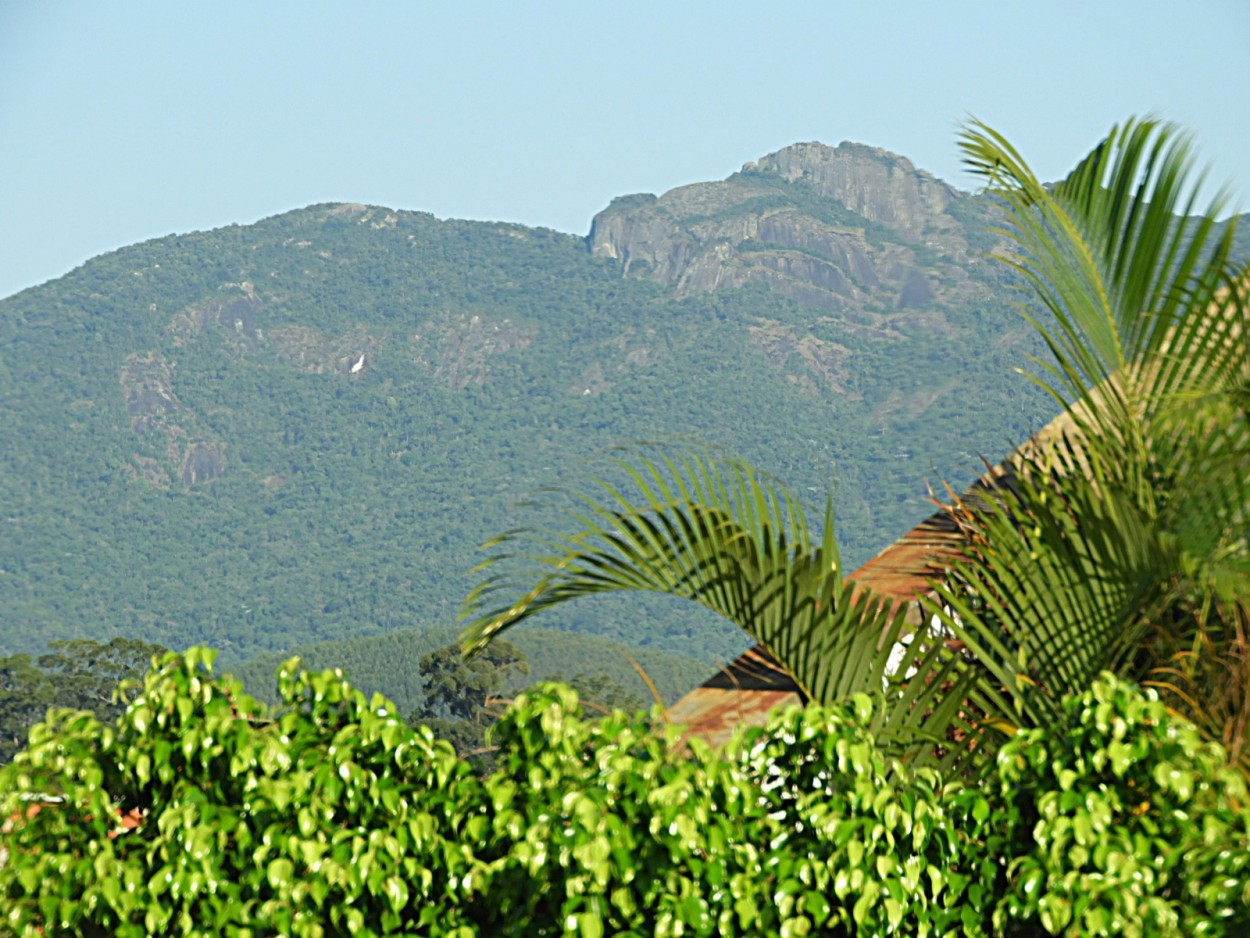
[588,141,987,321]
[747,142,958,235]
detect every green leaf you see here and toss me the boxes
[382,875,409,913]
[852,880,881,926]
[267,857,295,891]
[1039,893,1072,932]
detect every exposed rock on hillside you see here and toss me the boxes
[748,141,958,235]
[269,325,381,375]
[181,441,227,486]
[412,311,535,391]
[588,141,985,323]
[170,283,264,350]
[120,351,181,432]
[748,320,855,397]
[119,351,227,488]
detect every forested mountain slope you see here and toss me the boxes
[5,140,1235,669]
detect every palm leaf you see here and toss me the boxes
[959,117,1239,407]
[460,446,983,768]
[461,446,864,703]
[944,118,1250,755]
[929,439,1170,730]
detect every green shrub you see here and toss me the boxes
[964,672,1250,937]
[474,683,774,936]
[2,654,1247,937]
[0,648,488,937]
[472,687,979,936]
[734,698,984,936]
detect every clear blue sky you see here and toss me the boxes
[2,0,1247,300]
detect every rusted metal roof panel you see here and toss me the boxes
[664,647,803,749]
[666,687,802,750]
[849,510,964,606]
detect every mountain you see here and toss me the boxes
[7,139,1219,684]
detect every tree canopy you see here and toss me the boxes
[0,637,167,765]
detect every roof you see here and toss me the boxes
[664,646,806,749]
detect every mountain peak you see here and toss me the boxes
[742,140,958,232]
[588,139,975,315]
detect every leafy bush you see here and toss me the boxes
[962,673,1250,937]
[0,648,488,937]
[736,699,991,936]
[471,683,772,936]
[2,653,1248,936]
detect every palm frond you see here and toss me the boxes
[929,438,1170,730]
[948,117,1250,755]
[462,448,843,694]
[960,118,1242,423]
[460,446,984,768]
[1145,599,1250,780]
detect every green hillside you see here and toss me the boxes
[8,140,1205,674]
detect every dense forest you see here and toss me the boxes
[229,624,710,716]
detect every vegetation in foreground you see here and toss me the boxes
[1,649,1247,936]
[0,630,692,770]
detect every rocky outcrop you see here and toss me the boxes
[170,283,264,351]
[119,350,227,488]
[588,141,983,322]
[411,311,535,391]
[269,325,381,375]
[746,142,958,236]
[120,351,181,432]
[748,320,855,396]
[181,441,227,486]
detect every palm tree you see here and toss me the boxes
[460,118,1249,775]
[935,117,1250,770]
